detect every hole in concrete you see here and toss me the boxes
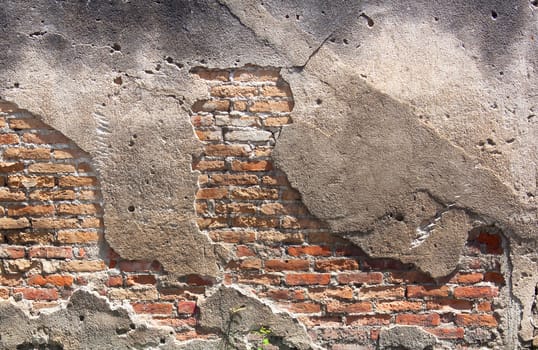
[532,0,538,7]
[285,14,289,18]
[394,213,404,222]
[316,98,323,105]
[130,323,136,330]
[329,37,336,43]
[499,71,504,76]
[343,38,349,45]
[14,82,19,88]
[132,134,138,139]
[486,138,496,145]
[115,327,128,335]
[128,139,135,147]
[79,315,85,322]
[160,337,166,344]
[111,43,121,51]
[360,13,374,27]
[491,10,498,19]
[128,205,135,212]
[113,76,123,85]
[434,16,439,21]
[296,14,300,20]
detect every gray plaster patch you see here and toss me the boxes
[0,289,186,349]
[378,326,437,350]
[199,286,314,350]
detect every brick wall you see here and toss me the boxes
[0,65,508,349]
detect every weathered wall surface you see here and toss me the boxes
[0,1,535,349]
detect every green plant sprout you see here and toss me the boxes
[252,326,272,350]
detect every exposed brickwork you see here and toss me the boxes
[0,67,509,349]
[190,66,508,349]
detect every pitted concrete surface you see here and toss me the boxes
[0,0,536,346]
[378,326,438,350]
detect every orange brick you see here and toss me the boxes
[0,217,30,229]
[22,132,70,144]
[336,272,384,285]
[231,187,278,200]
[237,273,281,285]
[286,273,331,286]
[29,246,72,259]
[204,144,250,157]
[210,85,258,97]
[80,217,102,228]
[265,259,310,272]
[484,271,505,284]
[191,68,230,81]
[57,203,100,215]
[231,160,272,172]
[30,189,76,201]
[4,147,51,160]
[288,245,331,257]
[208,230,256,243]
[61,260,106,272]
[8,175,54,188]
[407,285,450,298]
[281,216,323,229]
[192,160,226,171]
[196,188,228,199]
[0,134,19,144]
[359,286,405,300]
[132,302,173,315]
[263,288,306,301]
[9,118,51,129]
[453,286,498,299]
[314,259,358,272]
[177,301,197,314]
[307,286,353,300]
[0,189,25,201]
[191,99,230,113]
[281,189,301,200]
[195,129,222,141]
[396,313,440,326]
[0,162,24,172]
[107,275,123,287]
[57,230,99,244]
[32,218,79,229]
[236,245,255,257]
[197,217,228,229]
[233,101,248,111]
[261,84,292,97]
[451,273,484,284]
[455,314,498,327]
[215,202,256,215]
[232,216,278,228]
[210,174,258,186]
[8,205,54,216]
[234,68,280,82]
[6,232,54,245]
[14,287,58,301]
[250,100,293,113]
[377,301,423,312]
[191,115,214,127]
[0,246,26,259]
[477,301,492,312]
[264,116,291,126]
[58,176,98,187]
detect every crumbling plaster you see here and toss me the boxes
[0,0,536,346]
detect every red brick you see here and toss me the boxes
[0,246,26,259]
[0,217,30,229]
[0,162,24,172]
[407,285,450,298]
[249,100,293,113]
[126,275,157,286]
[57,203,100,215]
[455,314,498,327]
[177,301,197,314]
[8,175,54,188]
[14,288,58,300]
[483,271,505,284]
[263,289,306,301]
[425,299,473,311]
[264,116,292,126]
[0,189,26,201]
[9,118,52,130]
[286,273,331,286]
[191,115,213,127]
[32,218,79,229]
[231,160,272,172]
[132,302,173,315]
[234,68,279,82]
[197,217,228,229]
[261,84,292,97]
[426,327,465,339]
[61,260,106,272]
[476,232,503,254]
[231,187,278,200]
[337,272,383,285]
[106,275,123,287]
[191,68,230,81]
[215,202,257,215]
[326,301,372,314]
[450,273,484,284]
[57,230,99,244]
[191,99,230,113]
[477,301,492,312]
[282,302,321,314]
[396,313,440,326]
[195,129,222,141]
[29,247,72,259]
[237,273,281,285]
[210,85,258,97]
[453,286,498,299]
[359,286,405,300]
[346,315,392,326]
[208,230,256,243]
[288,246,331,257]
[265,259,309,272]
[307,286,353,300]
[28,275,73,287]
[232,216,278,228]
[376,301,423,312]
[29,189,76,201]
[314,259,358,272]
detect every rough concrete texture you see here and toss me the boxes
[0,289,207,349]
[199,286,314,350]
[0,0,536,345]
[378,326,437,350]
